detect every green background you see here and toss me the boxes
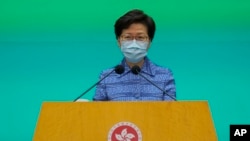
[0,0,250,140]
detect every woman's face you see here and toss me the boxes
[118,23,150,47]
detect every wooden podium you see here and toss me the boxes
[33,101,217,141]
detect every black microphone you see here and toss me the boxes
[73,65,125,102]
[131,65,176,101]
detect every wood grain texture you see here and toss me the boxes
[33,101,217,141]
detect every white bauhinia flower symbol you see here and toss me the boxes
[115,128,135,141]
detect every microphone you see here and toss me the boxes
[131,65,176,101]
[73,65,125,102]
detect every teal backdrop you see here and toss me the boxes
[0,0,250,140]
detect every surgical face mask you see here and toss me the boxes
[120,39,149,63]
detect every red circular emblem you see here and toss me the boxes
[108,122,142,141]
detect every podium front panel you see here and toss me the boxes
[33,101,217,141]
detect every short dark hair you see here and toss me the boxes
[114,9,156,41]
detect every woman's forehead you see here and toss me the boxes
[121,23,148,35]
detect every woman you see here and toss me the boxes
[93,9,176,101]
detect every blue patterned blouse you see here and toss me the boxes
[93,57,176,101]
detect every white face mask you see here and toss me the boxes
[120,39,149,63]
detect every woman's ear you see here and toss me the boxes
[147,41,151,50]
[117,39,121,48]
